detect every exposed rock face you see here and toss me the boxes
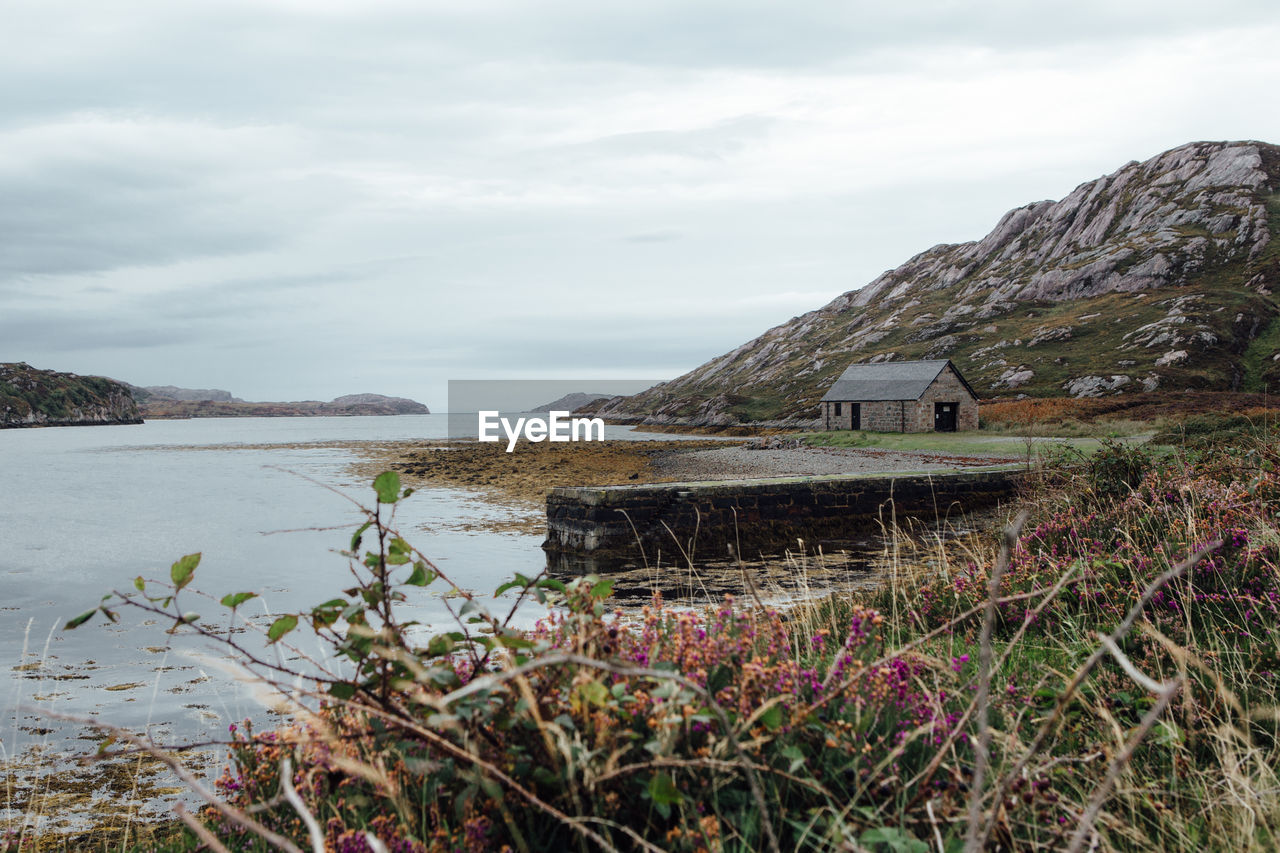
[328,394,431,414]
[137,385,241,403]
[599,140,1280,425]
[530,393,613,413]
[1,363,142,427]
[138,392,429,418]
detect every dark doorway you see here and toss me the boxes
[934,402,957,432]
[849,403,861,430]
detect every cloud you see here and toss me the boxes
[0,116,349,278]
[623,229,683,243]
[2,0,1279,402]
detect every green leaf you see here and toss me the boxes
[427,667,461,687]
[65,609,96,630]
[373,471,401,504]
[779,745,807,773]
[478,776,503,801]
[328,682,356,700]
[349,521,372,552]
[578,680,609,708]
[426,634,456,657]
[647,772,682,806]
[220,592,258,609]
[759,703,784,731]
[589,578,614,599]
[494,580,522,596]
[133,576,145,592]
[406,561,434,587]
[858,827,930,853]
[169,553,201,590]
[267,614,298,643]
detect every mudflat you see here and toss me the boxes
[358,439,1016,507]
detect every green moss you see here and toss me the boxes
[1240,315,1280,392]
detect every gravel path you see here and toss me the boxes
[649,445,1017,481]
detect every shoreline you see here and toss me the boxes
[355,438,1019,509]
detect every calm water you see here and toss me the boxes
[0,415,696,762]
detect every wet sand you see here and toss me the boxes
[358,440,723,506]
[357,439,1016,508]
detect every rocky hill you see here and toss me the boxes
[329,394,430,414]
[131,385,241,403]
[1,363,142,428]
[530,392,613,412]
[598,140,1280,426]
[139,392,429,419]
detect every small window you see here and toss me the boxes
[834,402,842,416]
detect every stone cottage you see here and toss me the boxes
[819,359,979,432]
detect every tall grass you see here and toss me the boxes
[10,432,1280,851]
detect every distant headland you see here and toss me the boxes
[1,363,430,427]
[1,363,142,428]
[127,385,430,419]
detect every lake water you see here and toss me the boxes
[0,415,701,772]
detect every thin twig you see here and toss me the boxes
[979,540,1221,848]
[963,510,1027,852]
[280,756,325,853]
[905,553,1082,806]
[425,651,783,853]
[810,586,1047,708]
[1099,635,1165,694]
[1065,679,1183,853]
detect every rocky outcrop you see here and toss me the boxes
[139,392,429,418]
[599,140,1280,425]
[328,394,431,414]
[133,385,241,403]
[1,363,142,427]
[530,393,613,413]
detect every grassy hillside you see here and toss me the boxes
[0,363,141,427]
[599,142,1280,425]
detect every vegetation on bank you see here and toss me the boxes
[0,362,141,427]
[9,416,1280,851]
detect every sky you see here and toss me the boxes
[4,1,1280,410]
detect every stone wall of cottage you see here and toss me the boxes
[819,365,979,432]
[912,365,979,431]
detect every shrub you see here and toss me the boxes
[53,440,1280,852]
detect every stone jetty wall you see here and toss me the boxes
[544,467,1022,564]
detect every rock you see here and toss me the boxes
[1155,350,1189,367]
[1,363,141,427]
[591,140,1280,423]
[1065,375,1132,397]
[999,367,1035,388]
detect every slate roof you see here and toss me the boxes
[820,359,975,402]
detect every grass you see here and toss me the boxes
[1240,314,1280,392]
[797,427,1151,457]
[11,422,1280,851]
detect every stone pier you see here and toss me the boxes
[543,467,1022,567]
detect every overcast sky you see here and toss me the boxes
[4,1,1280,408]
